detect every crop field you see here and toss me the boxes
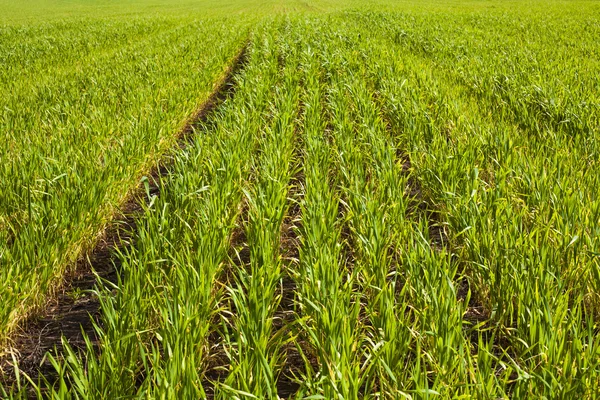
[1,0,599,398]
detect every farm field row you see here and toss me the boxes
[2,0,600,398]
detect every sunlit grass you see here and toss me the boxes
[2,0,599,398]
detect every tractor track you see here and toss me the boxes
[0,40,250,394]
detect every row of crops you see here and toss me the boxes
[2,0,600,398]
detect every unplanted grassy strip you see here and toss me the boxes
[0,41,249,395]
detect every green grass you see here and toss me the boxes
[0,16,248,342]
[1,0,599,398]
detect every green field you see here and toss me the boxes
[1,0,600,398]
